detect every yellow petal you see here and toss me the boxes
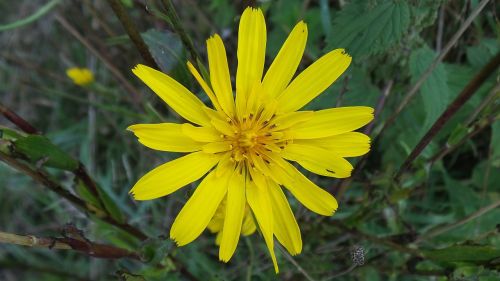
[130,152,219,200]
[281,144,353,178]
[207,35,235,117]
[268,157,338,216]
[186,61,222,112]
[219,169,246,262]
[271,111,314,131]
[132,64,210,126]
[127,123,202,152]
[202,141,232,153]
[241,206,257,236]
[181,123,222,142]
[236,7,266,98]
[170,171,228,246]
[215,153,236,177]
[295,132,371,157]
[262,21,308,98]
[276,49,351,113]
[268,181,302,255]
[208,199,226,233]
[246,178,279,273]
[289,107,374,139]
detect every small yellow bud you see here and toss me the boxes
[66,67,94,86]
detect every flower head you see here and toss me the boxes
[66,67,94,86]
[128,7,373,273]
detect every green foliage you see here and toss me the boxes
[409,45,450,134]
[327,0,410,57]
[1,0,499,280]
[423,245,500,263]
[142,29,183,73]
[14,135,79,170]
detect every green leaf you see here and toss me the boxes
[466,38,499,69]
[95,182,124,223]
[14,135,79,170]
[409,45,450,135]
[326,0,410,57]
[75,179,102,209]
[0,127,25,141]
[118,271,146,281]
[447,124,469,146]
[423,245,500,263]
[142,29,183,73]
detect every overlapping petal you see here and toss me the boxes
[130,152,219,200]
[207,35,235,117]
[170,171,228,246]
[288,107,374,139]
[276,49,352,113]
[132,64,210,126]
[268,156,338,216]
[127,123,202,152]
[268,181,302,255]
[246,176,278,273]
[294,132,371,157]
[219,169,246,262]
[262,21,308,98]
[236,8,266,99]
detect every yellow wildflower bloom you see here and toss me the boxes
[66,67,94,86]
[128,7,373,273]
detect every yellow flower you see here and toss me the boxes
[66,67,94,86]
[128,7,373,273]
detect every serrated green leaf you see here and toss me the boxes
[466,38,499,68]
[409,46,450,135]
[423,245,500,263]
[327,0,410,57]
[14,135,79,170]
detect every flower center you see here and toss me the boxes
[229,117,269,162]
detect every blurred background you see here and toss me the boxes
[0,0,499,280]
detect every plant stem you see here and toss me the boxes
[106,0,158,69]
[160,0,201,64]
[395,51,500,179]
[415,199,500,243]
[0,102,38,134]
[0,231,140,260]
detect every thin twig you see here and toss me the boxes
[277,244,317,281]
[376,0,491,139]
[415,199,500,243]
[395,51,500,179]
[429,114,498,163]
[106,0,158,68]
[160,0,201,64]
[0,103,38,134]
[435,4,445,52]
[0,231,140,260]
